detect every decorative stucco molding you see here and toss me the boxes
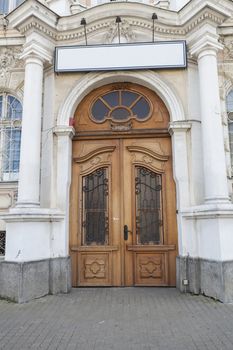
[0,47,24,81]
[104,19,136,44]
[5,0,232,45]
[18,9,227,43]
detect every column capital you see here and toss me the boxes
[168,121,192,135]
[53,126,75,139]
[20,40,53,64]
[189,33,223,59]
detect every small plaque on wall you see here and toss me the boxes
[55,41,187,72]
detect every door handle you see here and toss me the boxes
[124,225,132,241]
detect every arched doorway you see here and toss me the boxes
[70,83,177,287]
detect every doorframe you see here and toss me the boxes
[53,71,191,277]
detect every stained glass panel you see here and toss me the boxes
[82,168,109,245]
[135,167,162,244]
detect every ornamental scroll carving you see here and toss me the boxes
[0,47,23,81]
[104,19,136,44]
[222,38,233,60]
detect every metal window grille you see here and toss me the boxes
[0,94,22,181]
[0,231,6,256]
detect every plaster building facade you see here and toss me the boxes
[1,0,233,303]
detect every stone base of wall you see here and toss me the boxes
[176,256,233,303]
[0,257,71,303]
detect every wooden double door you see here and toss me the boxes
[70,136,177,287]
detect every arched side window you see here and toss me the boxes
[0,93,22,181]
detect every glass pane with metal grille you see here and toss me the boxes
[82,168,109,245]
[135,167,163,244]
[3,128,21,173]
[7,95,22,120]
[0,231,6,256]
[0,94,22,181]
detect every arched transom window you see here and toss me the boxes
[0,93,22,181]
[91,89,151,123]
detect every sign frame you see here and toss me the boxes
[54,40,187,73]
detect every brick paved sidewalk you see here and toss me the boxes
[0,288,233,350]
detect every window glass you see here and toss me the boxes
[111,108,130,120]
[0,94,22,181]
[227,90,233,174]
[132,98,150,119]
[135,167,163,244]
[82,168,109,245]
[91,99,110,121]
[227,91,233,113]
[0,96,2,119]
[3,128,21,173]
[102,92,119,108]
[91,89,151,123]
[7,95,22,120]
[121,91,139,107]
[0,0,8,14]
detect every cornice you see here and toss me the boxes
[19,16,57,41]
[4,0,233,45]
[14,9,230,44]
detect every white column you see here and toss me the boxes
[54,126,75,256]
[197,47,230,203]
[169,122,191,256]
[17,55,44,207]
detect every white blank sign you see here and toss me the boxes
[55,41,186,72]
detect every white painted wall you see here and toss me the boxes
[169,0,190,10]
[45,0,191,15]
[46,0,71,15]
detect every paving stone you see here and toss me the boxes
[0,288,233,350]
